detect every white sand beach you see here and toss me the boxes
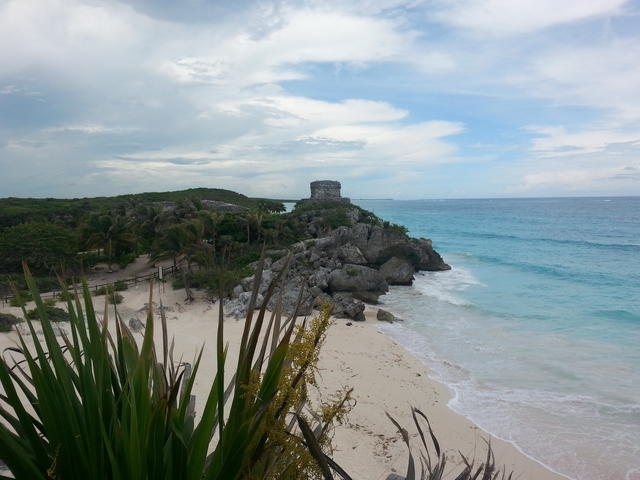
[0,283,568,480]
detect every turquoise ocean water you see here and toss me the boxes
[354,197,640,480]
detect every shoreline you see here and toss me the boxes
[322,305,568,480]
[0,284,568,480]
[376,320,574,480]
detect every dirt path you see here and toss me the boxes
[85,255,174,287]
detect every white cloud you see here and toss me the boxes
[88,93,466,197]
[527,125,640,157]
[515,163,640,192]
[518,40,640,122]
[433,0,628,35]
[0,0,150,79]
[158,8,454,88]
[44,125,137,135]
[1,0,639,198]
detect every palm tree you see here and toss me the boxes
[134,205,166,251]
[248,211,265,243]
[84,213,135,271]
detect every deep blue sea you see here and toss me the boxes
[354,197,640,480]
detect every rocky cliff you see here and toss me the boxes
[225,203,450,321]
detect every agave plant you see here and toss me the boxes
[0,260,352,480]
[386,408,513,480]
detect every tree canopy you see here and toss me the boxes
[0,221,78,274]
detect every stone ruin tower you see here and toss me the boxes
[300,180,351,205]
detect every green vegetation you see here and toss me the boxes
[0,264,354,480]
[0,188,293,299]
[93,281,128,297]
[346,268,360,277]
[0,221,78,274]
[0,188,262,231]
[382,220,409,235]
[108,292,124,304]
[9,292,32,307]
[0,313,21,332]
[25,304,69,322]
[319,208,352,229]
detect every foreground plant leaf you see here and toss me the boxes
[0,262,353,480]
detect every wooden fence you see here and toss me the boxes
[1,265,181,306]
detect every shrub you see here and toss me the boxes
[0,263,355,480]
[114,252,137,269]
[26,305,69,322]
[58,290,77,301]
[0,313,21,332]
[382,221,409,235]
[9,292,32,307]
[172,267,251,295]
[320,209,351,229]
[94,281,128,297]
[93,285,109,296]
[108,292,124,304]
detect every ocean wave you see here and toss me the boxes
[453,231,640,252]
[592,309,640,323]
[377,306,640,480]
[412,267,483,306]
[472,253,626,286]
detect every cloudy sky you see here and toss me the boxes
[1,0,639,199]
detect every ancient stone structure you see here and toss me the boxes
[300,180,351,205]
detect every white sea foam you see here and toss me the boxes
[377,278,640,480]
[412,267,483,306]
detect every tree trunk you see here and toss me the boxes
[182,270,194,302]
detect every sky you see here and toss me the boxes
[1,0,639,200]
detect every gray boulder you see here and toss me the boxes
[337,244,367,265]
[413,238,451,271]
[329,224,450,273]
[129,317,145,331]
[379,256,415,285]
[313,292,334,309]
[328,264,388,300]
[331,292,366,321]
[271,255,292,272]
[352,291,382,304]
[225,291,265,319]
[240,269,273,296]
[268,276,314,316]
[232,284,244,297]
[376,309,396,323]
[308,267,331,291]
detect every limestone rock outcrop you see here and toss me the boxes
[379,256,415,285]
[225,182,450,321]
